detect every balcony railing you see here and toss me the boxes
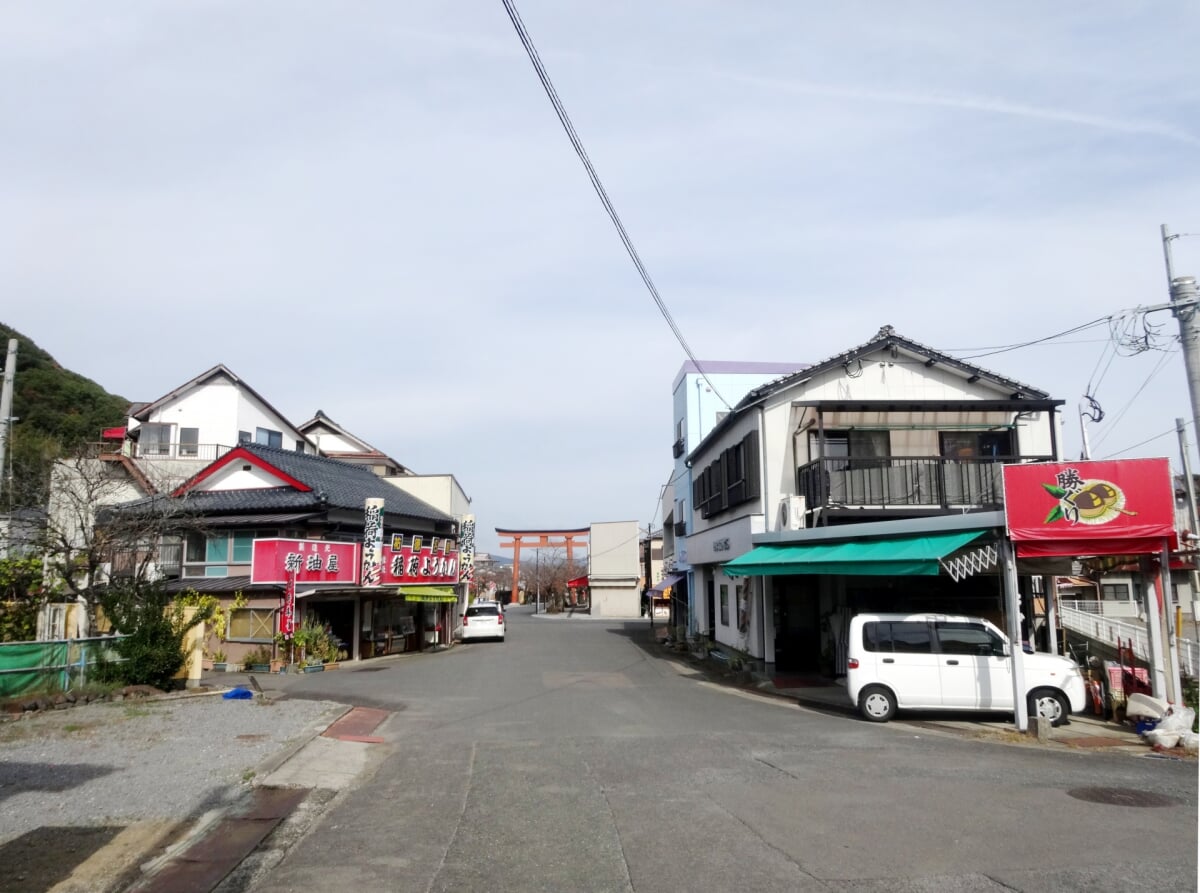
[797,456,1050,511]
[133,443,236,462]
[108,541,182,579]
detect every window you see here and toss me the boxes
[140,423,172,456]
[206,537,229,563]
[295,439,305,452]
[861,621,932,653]
[1101,583,1131,601]
[719,584,729,625]
[228,608,276,642]
[238,430,251,443]
[232,532,254,563]
[939,431,1014,459]
[179,427,199,457]
[256,427,283,448]
[694,431,761,518]
[935,622,1003,656]
[810,430,889,469]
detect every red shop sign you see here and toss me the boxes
[1002,458,1177,557]
[251,538,361,585]
[378,534,460,586]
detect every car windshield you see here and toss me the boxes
[466,605,499,617]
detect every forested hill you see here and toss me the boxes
[1,323,129,504]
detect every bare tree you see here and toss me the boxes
[41,447,204,635]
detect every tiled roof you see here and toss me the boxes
[120,442,453,525]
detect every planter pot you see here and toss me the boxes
[324,662,340,671]
[248,663,271,674]
[212,662,228,672]
[301,664,324,673]
[201,659,214,672]
[270,660,285,674]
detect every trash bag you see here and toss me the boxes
[222,687,253,700]
[1155,705,1196,734]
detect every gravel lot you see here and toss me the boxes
[0,692,345,845]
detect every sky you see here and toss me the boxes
[3,3,1200,555]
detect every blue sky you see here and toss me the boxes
[3,3,1199,553]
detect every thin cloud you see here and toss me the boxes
[709,70,1200,148]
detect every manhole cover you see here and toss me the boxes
[1066,787,1179,808]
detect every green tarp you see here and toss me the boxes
[0,638,125,699]
[723,530,988,577]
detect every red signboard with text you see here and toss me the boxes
[251,539,361,585]
[1002,458,1177,558]
[378,534,460,586]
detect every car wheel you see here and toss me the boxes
[1028,688,1070,727]
[858,685,897,723]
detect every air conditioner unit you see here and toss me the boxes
[779,495,806,531]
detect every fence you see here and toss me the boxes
[1059,601,1198,679]
[0,636,126,699]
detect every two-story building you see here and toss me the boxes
[683,326,1064,675]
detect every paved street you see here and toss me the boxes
[237,605,1196,893]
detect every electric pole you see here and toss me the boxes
[0,339,17,505]
[1163,225,1200,455]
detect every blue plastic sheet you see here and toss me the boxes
[223,687,253,700]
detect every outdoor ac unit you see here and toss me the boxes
[779,495,806,531]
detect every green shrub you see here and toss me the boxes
[95,581,212,690]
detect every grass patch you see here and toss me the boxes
[122,706,154,718]
[242,769,256,783]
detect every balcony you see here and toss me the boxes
[108,541,182,579]
[134,443,236,462]
[797,456,1048,513]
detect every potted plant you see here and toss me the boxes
[211,649,229,672]
[244,645,273,674]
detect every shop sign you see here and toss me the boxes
[379,533,460,585]
[251,538,361,585]
[458,514,476,584]
[361,498,385,587]
[1002,458,1177,557]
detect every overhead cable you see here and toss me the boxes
[500,0,731,409]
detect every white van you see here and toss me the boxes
[845,613,1086,726]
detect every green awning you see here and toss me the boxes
[399,586,459,603]
[723,530,988,577]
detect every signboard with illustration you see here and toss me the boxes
[250,538,361,585]
[1002,458,1177,557]
[378,533,461,586]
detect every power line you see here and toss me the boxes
[1098,421,1186,460]
[1091,347,1179,448]
[500,0,731,410]
[951,317,1112,360]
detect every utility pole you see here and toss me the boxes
[0,339,17,505]
[1162,225,1200,455]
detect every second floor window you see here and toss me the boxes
[939,431,1013,459]
[256,427,283,448]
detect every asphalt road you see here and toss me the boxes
[241,605,1198,893]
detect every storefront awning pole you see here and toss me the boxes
[1160,540,1182,704]
[1143,553,1169,701]
[1000,537,1029,732]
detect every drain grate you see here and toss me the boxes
[1067,786,1179,808]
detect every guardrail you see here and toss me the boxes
[1058,602,1198,678]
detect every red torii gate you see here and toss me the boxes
[497,527,589,603]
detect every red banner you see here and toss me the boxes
[1003,458,1177,557]
[378,534,460,585]
[251,539,361,585]
[279,570,296,637]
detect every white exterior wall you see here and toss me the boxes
[588,520,640,618]
[198,461,288,491]
[129,375,308,453]
[386,475,471,517]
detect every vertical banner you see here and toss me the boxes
[280,568,297,637]
[361,497,385,587]
[458,514,476,586]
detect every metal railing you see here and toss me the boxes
[797,455,1051,510]
[133,443,236,462]
[1058,601,1198,678]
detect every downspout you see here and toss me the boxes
[758,403,769,662]
[816,409,828,525]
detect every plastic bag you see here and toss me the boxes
[1155,705,1196,734]
[1180,731,1199,753]
[222,687,253,700]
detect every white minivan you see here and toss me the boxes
[846,613,1086,726]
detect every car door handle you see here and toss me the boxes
[945,659,959,665]
[882,658,894,664]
